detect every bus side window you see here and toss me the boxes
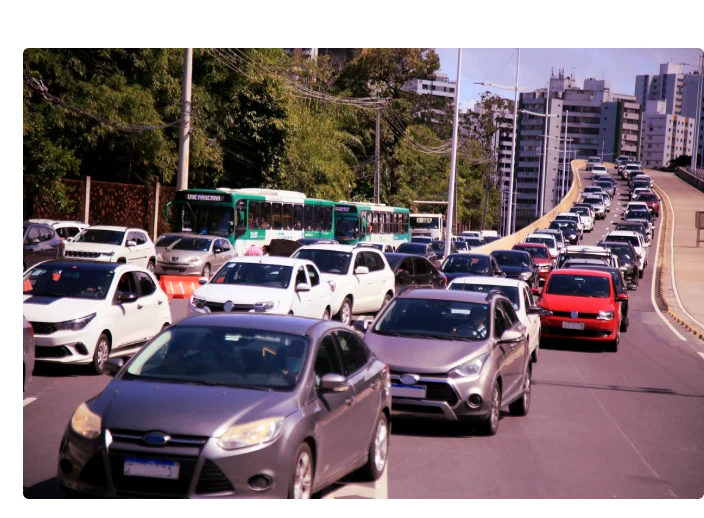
[313,205,322,232]
[236,200,247,237]
[403,213,409,234]
[385,213,391,234]
[261,202,272,230]
[304,204,314,232]
[293,204,303,231]
[271,203,283,230]
[371,212,378,234]
[249,201,260,230]
[394,213,400,234]
[322,206,332,232]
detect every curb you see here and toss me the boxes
[654,184,704,342]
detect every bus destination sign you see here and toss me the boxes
[175,191,232,203]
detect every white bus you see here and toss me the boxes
[409,213,444,240]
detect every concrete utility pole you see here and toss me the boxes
[507,48,521,235]
[374,106,381,204]
[444,48,463,252]
[176,48,193,191]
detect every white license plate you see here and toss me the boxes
[124,458,180,479]
[562,321,585,330]
[167,269,181,274]
[391,384,427,399]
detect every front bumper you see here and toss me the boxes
[156,262,204,276]
[32,327,102,365]
[540,316,617,342]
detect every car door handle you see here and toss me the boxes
[345,397,355,406]
[158,299,164,305]
[137,304,144,309]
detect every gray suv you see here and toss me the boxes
[360,288,534,436]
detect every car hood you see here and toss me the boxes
[540,293,614,313]
[93,379,298,437]
[194,284,290,304]
[23,294,105,322]
[160,250,208,263]
[364,333,489,374]
[532,257,551,265]
[64,242,121,252]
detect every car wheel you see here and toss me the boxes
[509,366,531,417]
[531,342,539,363]
[321,308,330,321]
[620,316,628,332]
[336,297,353,325]
[147,259,155,272]
[288,443,314,499]
[202,263,211,277]
[381,292,392,310]
[480,381,501,436]
[638,270,644,279]
[607,332,619,353]
[356,412,389,482]
[92,333,111,374]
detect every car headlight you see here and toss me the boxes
[189,296,206,308]
[569,234,577,240]
[448,353,489,379]
[188,257,202,265]
[519,272,533,280]
[597,311,614,321]
[254,301,279,312]
[70,402,102,439]
[217,417,285,450]
[55,313,96,331]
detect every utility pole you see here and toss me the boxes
[601,139,605,162]
[506,48,521,236]
[444,48,463,252]
[374,105,381,204]
[561,110,569,199]
[176,48,193,191]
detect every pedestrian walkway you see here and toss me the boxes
[648,170,704,337]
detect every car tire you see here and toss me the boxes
[202,263,211,278]
[356,412,389,482]
[620,316,628,332]
[321,308,331,321]
[479,381,501,436]
[91,333,111,374]
[147,259,155,273]
[288,442,314,499]
[531,342,539,363]
[509,365,531,417]
[336,297,353,325]
[607,332,619,353]
[381,292,393,310]
[638,270,644,279]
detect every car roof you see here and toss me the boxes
[564,245,609,254]
[398,288,495,304]
[607,231,639,237]
[528,233,556,240]
[27,260,129,273]
[176,313,337,336]
[514,242,548,248]
[296,244,355,253]
[449,276,528,288]
[550,268,611,279]
[86,225,134,231]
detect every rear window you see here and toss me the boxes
[514,246,548,259]
[526,236,555,248]
[606,234,640,247]
[546,274,611,298]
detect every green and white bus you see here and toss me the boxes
[333,202,410,247]
[168,188,336,255]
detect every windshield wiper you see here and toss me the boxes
[374,330,405,337]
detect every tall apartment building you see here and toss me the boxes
[635,63,699,118]
[402,72,457,98]
[641,100,696,168]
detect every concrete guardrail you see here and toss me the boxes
[675,167,704,193]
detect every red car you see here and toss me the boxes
[537,269,628,352]
[635,192,660,217]
[513,243,552,282]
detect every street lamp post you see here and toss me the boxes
[444,48,463,254]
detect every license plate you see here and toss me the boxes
[124,458,180,479]
[391,384,427,399]
[167,269,181,274]
[562,321,585,330]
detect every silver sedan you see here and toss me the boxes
[156,236,237,277]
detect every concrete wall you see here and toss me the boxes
[676,167,704,193]
[471,159,585,254]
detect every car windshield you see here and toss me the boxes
[172,237,213,252]
[491,251,530,267]
[441,255,490,274]
[23,265,115,299]
[638,194,658,202]
[466,239,484,247]
[155,235,182,248]
[604,246,632,262]
[454,241,468,250]
[526,237,555,248]
[606,235,640,248]
[73,229,125,245]
[211,262,293,289]
[584,197,603,205]
[124,326,309,390]
[374,298,490,341]
[450,283,519,308]
[616,224,644,234]
[293,249,352,274]
[397,243,427,255]
[515,246,548,259]
[334,217,359,240]
[545,274,611,298]
[384,255,404,269]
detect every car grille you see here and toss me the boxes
[29,321,57,335]
[35,346,72,358]
[196,460,234,494]
[80,454,108,487]
[542,326,612,338]
[204,302,255,313]
[392,403,445,415]
[109,453,197,496]
[390,374,459,406]
[550,311,600,319]
[109,429,209,449]
[65,251,102,259]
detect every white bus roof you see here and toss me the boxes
[217,187,307,200]
[410,213,443,218]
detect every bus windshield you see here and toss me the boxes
[172,203,234,238]
[334,216,359,241]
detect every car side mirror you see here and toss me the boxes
[319,373,349,392]
[126,240,137,247]
[102,357,124,377]
[296,282,310,292]
[499,329,523,343]
[617,293,629,301]
[353,320,371,333]
[354,266,369,275]
[198,277,209,285]
[117,291,138,304]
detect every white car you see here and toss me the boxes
[631,174,654,188]
[569,206,595,232]
[292,244,396,324]
[23,261,171,373]
[604,231,648,277]
[586,157,602,171]
[525,233,559,260]
[28,219,88,242]
[64,226,157,272]
[591,166,608,178]
[355,242,395,253]
[188,256,334,320]
[461,231,482,239]
[448,277,542,363]
[555,212,584,235]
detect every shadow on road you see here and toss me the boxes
[24,478,62,499]
[534,379,704,399]
[539,339,612,354]
[390,417,506,438]
[32,363,98,378]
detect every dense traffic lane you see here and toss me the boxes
[387,167,704,498]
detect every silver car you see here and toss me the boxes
[24,317,35,392]
[156,236,237,278]
[360,288,533,436]
[57,314,391,498]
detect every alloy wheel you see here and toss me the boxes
[95,338,109,370]
[373,419,389,473]
[490,386,500,430]
[293,452,312,499]
[341,301,352,325]
[147,261,155,273]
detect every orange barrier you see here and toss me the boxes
[23,279,32,293]
[159,275,203,300]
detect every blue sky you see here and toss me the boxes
[435,48,703,109]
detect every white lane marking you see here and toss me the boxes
[659,187,704,332]
[649,201,687,342]
[23,397,37,407]
[698,352,704,361]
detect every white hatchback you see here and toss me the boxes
[64,226,157,272]
[292,244,396,324]
[189,256,334,320]
[23,261,171,373]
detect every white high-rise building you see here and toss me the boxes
[641,100,696,169]
[402,72,457,98]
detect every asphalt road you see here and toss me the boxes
[23,167,704,498]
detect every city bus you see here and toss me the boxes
[333,202,410,247]
[409,213,444,240]
[167,188,335,255]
